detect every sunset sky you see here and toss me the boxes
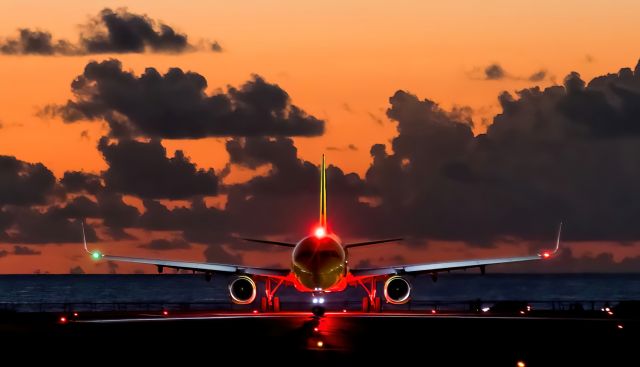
[1,1,640,273]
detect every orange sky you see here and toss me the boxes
[0,1,639,272]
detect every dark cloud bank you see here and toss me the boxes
[0,8,218,55]
[44,59,324,138]
[5,59,640,271]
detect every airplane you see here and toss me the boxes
[82,155,561,316]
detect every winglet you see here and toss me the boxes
[538,222,562,258]
[81,221,102,260]
[553,221,562,254]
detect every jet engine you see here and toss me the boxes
[383,276,411,304]
[229,276,257,304]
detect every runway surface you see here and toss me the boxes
[1,310,636,364]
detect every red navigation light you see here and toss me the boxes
[314,227,326,238]
[542,252,551,259]
[59,316,67,324]
[162,310,169,316]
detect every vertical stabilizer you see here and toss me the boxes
[320,154,327,228]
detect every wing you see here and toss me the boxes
[343,238,403,248]
[350,254,542,277]
[81,223,289,278]
[351,223,562,278]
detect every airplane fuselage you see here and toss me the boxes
[291,234,347,292]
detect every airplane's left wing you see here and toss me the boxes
[351,223,562,278]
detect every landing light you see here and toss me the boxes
[313,298,318,304]
[319,298,325,304]
[482,307,490,312]
[59,316,67,324]
[315,227,326,238]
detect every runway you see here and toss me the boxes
[2,310,635,364]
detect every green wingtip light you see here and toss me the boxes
[91,251,101,260]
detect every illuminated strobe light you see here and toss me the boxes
[315,227,326,238]
[317,341,324,348]
[91,251,101,260]
[517,362,526,367]
[482,307,490,312]
[617,324,624,329]
[319,298,325,304]
[313,298,319,304]
[542,252,550,259]
[59,316,67,324]
[162,310,169,316]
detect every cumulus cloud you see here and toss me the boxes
[0,155,56,206]
[0,8,211,55]
[365,59,640,243]
[211,41,223,52]
[484,63,506,80]
[44,59,324,138]
[98,138,218,199]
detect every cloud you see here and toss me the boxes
[0,8,210,55]
[528,70,547,82]
[139,238,191,250]
[13,246,41,255]
[474,64,549,82]
[4,208,98,244]
[98,138,218,199]
[484,63,506,80]
[45,60,324,139]
[0,155,56,206]
[69,266,85,274]
[61,171,103,195]
[211,41,223,52]
[364,59,640,243]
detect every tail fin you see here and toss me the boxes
[319,154,327,228]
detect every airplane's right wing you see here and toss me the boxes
[81,224,289,278]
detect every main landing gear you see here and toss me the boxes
[358,278,382,312]
[260,278,284,312]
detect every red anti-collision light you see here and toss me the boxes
[314,227,326,238]
[542,252,551,259]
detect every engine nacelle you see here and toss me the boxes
[229,276,257,304]
[383,276,411,304]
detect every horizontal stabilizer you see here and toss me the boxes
[241,238,297,247]
[344,238,403,249]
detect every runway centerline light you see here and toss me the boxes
[314,227,326,238]
[617,324,624,329]
[59,316,67,323]
[317,341,324,348]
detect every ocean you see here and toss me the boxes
[0,273,638,312]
